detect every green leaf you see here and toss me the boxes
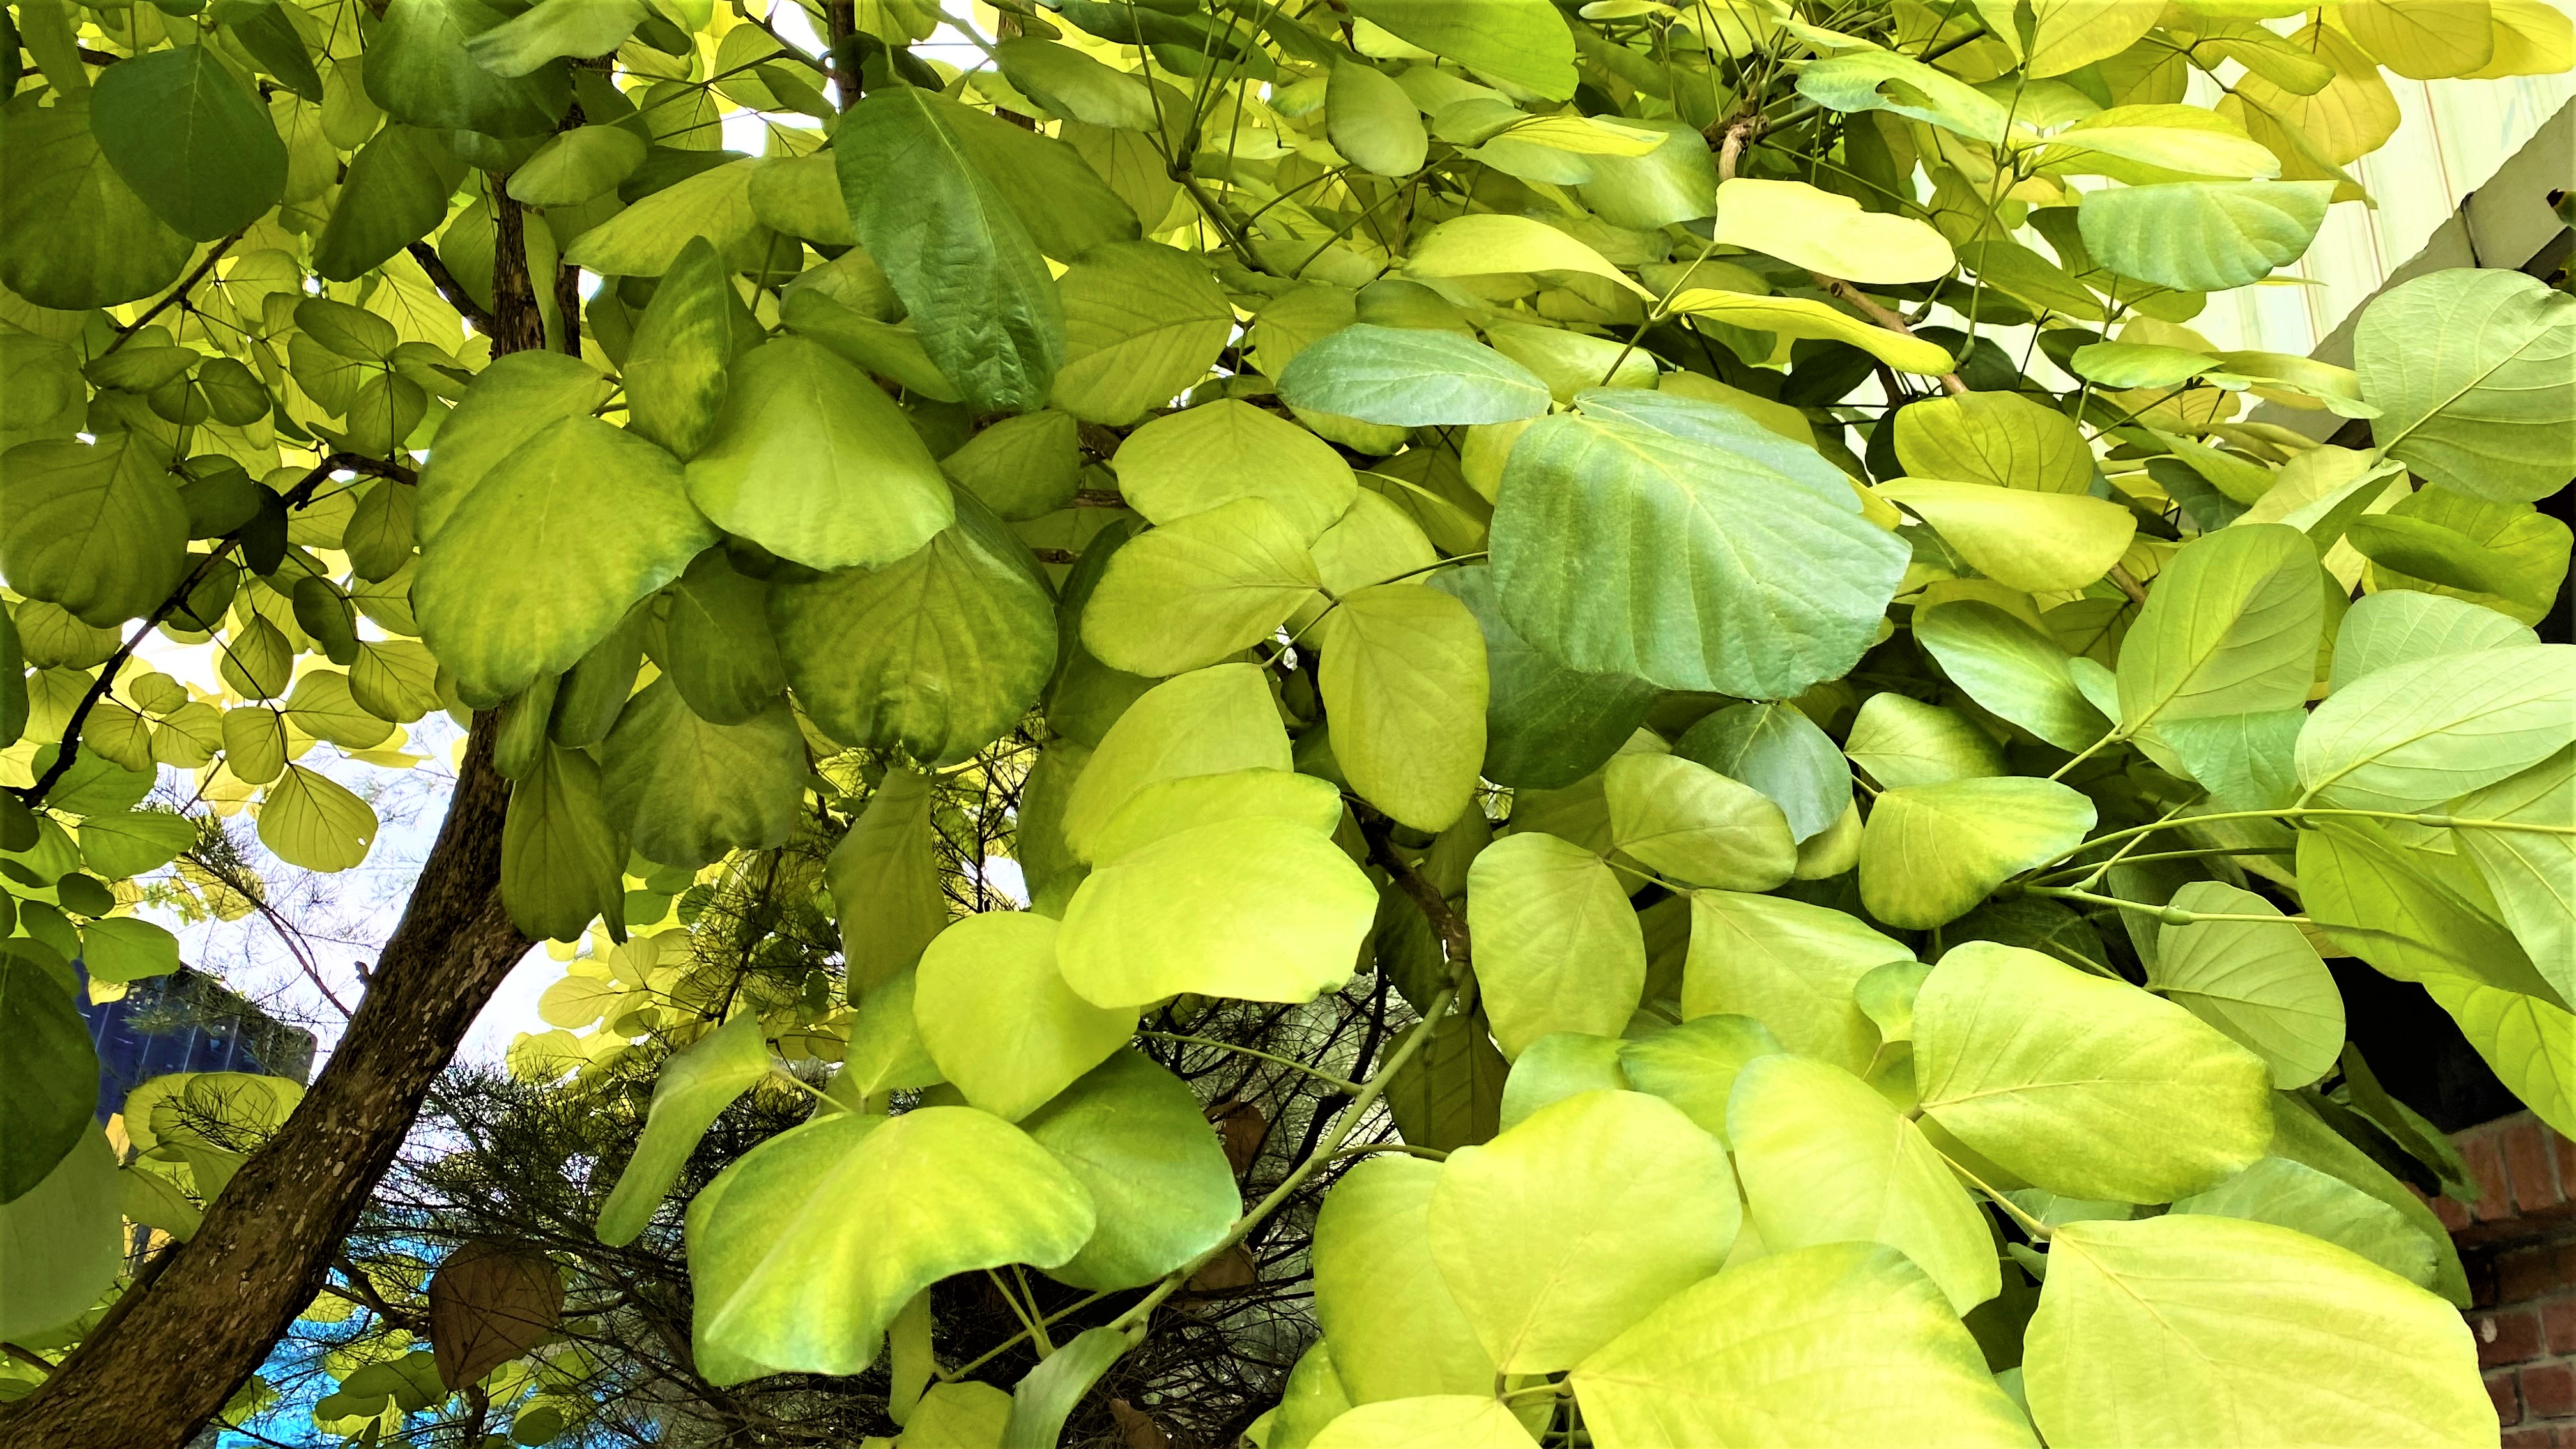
[905,1382,1013,1448]
[1466,832,1646,1058]
[562,159,767,277]
[1712,178,1956,284]
[691,1107,1094,1381]
[657,549,787,726]
[1490,407,1908,698]
[507,124,648,206]
[72,809,198,878]
[415,349,614,544]
[0,103,192,310]
[1317,584,1487,832]
[2025,1215,2488,1448]
[365,0,571,137]
[2297,818,2563,1002]
[1407,216,1651,300]
[0,1128,119,1339]
[2354,489,2570,626]
[1878,479,2136,592]
[1277,325,1552,427]
[312,125,461,282]
[0,950,98,1204]
[2420,976,2576,1138]
[2268,1094,2469,1307]
[257,763,380,873]
[1058,664,1292,863]
[1683,891,1910,1076]
[2171,1157,2438,1289]
[1314,1153,1503,1402]
[1429,1089,1738,1373]
[913,913,1136,1123]
[0,432,188,629]
[599,682,802,870]
[1915,942,2273,1202]
[769,488,1054,767]
[1916,601,2112,752]
[827,768,949,993]
[1728,1054,2000,1314]
[1603,753,1794,891]
[2329,591,2538,691]
[625,236,760,460]
[1327,59,1428,177]
[1112,399,1359,544]
[1671,702,1850,843]
[460,0,647,77]
[1002,1323,1142,1449]
[994,38,1162,131]
[1049,241,1234,425]
[1430,565,1657,792]
[500,744,625,943]
[2454,747,2575,992]
[1347,0,1577,100]
[1846,693,2009,789]
[1859,777,2095,929]
[595,1012,770,1247]
[1057,816,1376,1007]
[1268,1340,1357,1449]
[418,415,712,706]
[684,337,953,572]
[1570,1243,2038,1448]
[2115,524,2323,732]
[1087,768,1343,865]
[1797,49,2015,144]
[79,916,181,984]
[2077,181,2335,292]
[1080,498,1320,677]
[2355,268,2576,503]
[1499,1032,1628,1133]
[90,46,287,241]
[941,409,1080,523]
[1896,392,2091,492]
[2294,645,2574,811]
[1610,1015,1781,1147]
[1665,289,1959,374]
[835,86,1066,413]
[2162,708,2307,810]
[1019,1050,1238,1290]
[2147,882,2344,1088]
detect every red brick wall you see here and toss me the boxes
[2434,1113,2576,1448]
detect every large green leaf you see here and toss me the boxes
[2077,181,2334,292]
[365,0,571,137]
[1050,241,1234,425]
[415,350,614,544]
[256,763,380,873]
[2296,818,2564,1002]
[1277,325,1552,427]
[2146,882,2344,1089]
[417,416,712,706]
[1570,1243,2037,1448]
[312,126,462,282]
[2328,591,2538,691]
[0,950,99,1205]
[1728,1054,2001,1314]
[1427,1089,1738,1373]
[1020,1051,1239,1291]
[1711,178,1956,285]
[90,46,287,241]
[769,489,1054,767]
[1383,1009,1510,1153]
[913,912,1136,1123]
[2294,645,2573,811]
[1080,499,1319,677]
[835,86,1065,413]
[827,768,949,993]
[2422,975,2576,1138]
[1346,0,1576,99]
[1672,702,1851,843]
[595,1012,771,1247]
[1057,816,1375,1007]
[1317,585,1487,832]
[625,236,760,460]
[1489,408,1908,698]
[1085,769,1342,865]
[0,431,189,629]
[1603,753,1794,891]
[1111,399,1358,543]
[1878,479,2136,592]
[1312,1154,1499,1403]
[0,1128,119,1339]
[691,1107,1094,1381]
[1614,1015,1783,1147]
[1845,693,2008,789]
[1915,942,2273,1202]
[1916,601,2112,751]
[1683,891,1910,1075]
[657,549,786,726]
[1058,664,1292,862]
[2025,1215,2488,1448]
[684,337,953,572]
[2268,1095,2469,1307]
[599,681,802,869]
[0,104,192,309]
[2454,748,2574,993]
[2115,524,2322,732]
[1466,832,1646,1057]
[2354,268,2576,503]
[1327,58,1429,178]
[1309,1397,1540,1449]
[2171,1157,2438,1288]
[500,744,626,943]
[1858,776,2096,928]
[1430,565,1657,792]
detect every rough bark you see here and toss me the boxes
[0,720,532,1449]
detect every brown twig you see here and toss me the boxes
[406,242,500,336]
[1351,804,1470,976]
[101,233,245,357]
[1816,274,1968,397]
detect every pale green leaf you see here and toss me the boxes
[1080,498,1319,677]
[1057,816,1375,1006]
[1894,392,2096,495]
[2295,645,2574,811]
[1603,753,1794,891]
[1059,663,1292,862]
[1711,178,1955,284]
[2354,254,2575,503]
[1859,777,2095,928]
[1683,891,1911,1076]
[914,912,1136,1123]
[1276,325,1553,427]
[1313,1154,1499,1402]
[600,682,803,870]
[595,1012,770,1247]
[1020,1050,1238,1290]
[2172,1157,2438,1288]
[1111,399,1359,543]
[1878,479,2136,592]
[1318,584,1487,832]
[2077,181,2334,292]
[2115,524,2323,732]
[1466,832,1646,1057]
[2147,882,2344,1087]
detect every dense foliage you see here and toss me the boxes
[0,0,2571,1445]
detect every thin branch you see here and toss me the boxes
[1352,803,1471,977]
[408,242,500,335]
[102,233,245,356]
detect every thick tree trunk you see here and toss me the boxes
[0,719,532,1449]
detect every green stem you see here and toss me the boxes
[1944,1151,2050,1241]
[2032,806,2576,874]
[2026,885,2308,926]
[1137,1031,1363,1094]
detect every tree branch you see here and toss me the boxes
[1351,803,1471,977]
[101,233,244,357]
[406,242,500,336]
